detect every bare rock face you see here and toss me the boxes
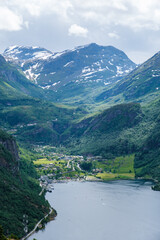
[0,138,19,162]
[0,136,19,173]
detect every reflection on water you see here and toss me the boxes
[28,180,160,240]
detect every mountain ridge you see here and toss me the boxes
[96,50,160,104]
[3,43,137,106]
[0,129,50,238]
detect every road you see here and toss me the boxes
[21,208,52,240]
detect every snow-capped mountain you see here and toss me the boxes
[3,43,137,105]
[96,50,160,103]
[4,45,53,62]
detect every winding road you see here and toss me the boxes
[21,208,53,240]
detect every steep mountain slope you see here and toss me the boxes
[1,45,160,191]
[96,51,160,104]
[0,129,50,238]
[134,99,160,190]
[61,97,160,188]
[3,43,136,105]
[0,54,85,144]
[0,54,49,101]
[0,97,84,145]
[4,45,52,62]
[62,103,144,157]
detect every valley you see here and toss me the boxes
[31,145,135,185]
[3,43,137,109]
[0,42,160,239]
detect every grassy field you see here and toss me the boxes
[33,158,66,166]
[96,172,135,181]
[33,152,135,181]
[95,154,135,181]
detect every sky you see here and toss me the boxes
[0,0,160,63]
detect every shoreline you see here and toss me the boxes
[21,208,57,240]
[21,177,157,240]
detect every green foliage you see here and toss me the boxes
[0,129,12,141]
[80,162,93,171]
[94,155,134,174]
[96,172,135,181]
[0,225,7,240]
[0,96,84,145]
[96,51,160,105]
[8,233,19,239]
[0,132,50,238]
[133,99,160,184]
[64,103,142,157]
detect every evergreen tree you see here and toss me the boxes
[0,226,7,240]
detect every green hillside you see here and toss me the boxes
[1,44,160,239]
[96,51,160,106]
[60,100,160,189]
[0,56,85,144]
[0,129,50,238]
[134,99,160,190]
[0,97,84,145]
[0,55,48,101]
[63,103,143,157]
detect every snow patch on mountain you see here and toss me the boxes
[116,66,124,75]
[24,68,40,84]
[108,61,113,65]
[51,52,66,60]
[40,81,61,90]
[3,43,137,95]
[64,61,74,67]
[32,51,52,60]
[3,46,53,62]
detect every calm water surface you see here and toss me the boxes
[29,180,160,240]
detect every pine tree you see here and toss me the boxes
[0,226,7,240]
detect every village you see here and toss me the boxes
[32,145,135,192]
[32,145,104,191]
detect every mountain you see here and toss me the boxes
[0,129,50,238]
[96,51,160,104]
[0,54,85,145]
[61,99,160,189]
[62,102,143,157]
[3,43,136,106]
[4,45,52,63]
[134,99,160,190]
[0,54,50,101]
[1,42,160,240]
[0,96,84,146]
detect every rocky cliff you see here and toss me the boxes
[0,129,50,238]
[0,129,19,173]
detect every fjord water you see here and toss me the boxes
[29,181,160,240]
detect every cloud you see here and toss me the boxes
[1,0,160,63]
[0,6,22,31]
[6,0,73,20]
[108,32,119,39]
[71,0,160,31]
[24,3,41,17]
[68,24,88,37]
[2,0,160,32]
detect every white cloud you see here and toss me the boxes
[0,6,22,31]
[71,0,160,31]
[2,0,160,32]
[108,32,119,39]
[24,3,41,17]
[5,0,73,20]
[68,24,88,37]
[112,1,128,11]
[24,21,29,29]
[1,0,160,63]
